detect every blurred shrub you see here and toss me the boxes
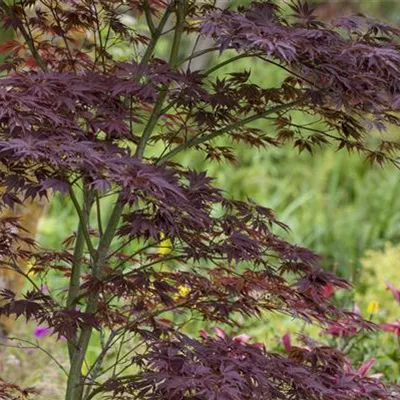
[179,140,400,278]
[356,243,400,321]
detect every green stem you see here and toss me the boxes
[64,197,125,400]
[203,53,253,76]
[168,1,186,68]
[143,0,156,35]
[135,0,187,158]
[95,193,103,237]
[66,187,94,361]
[65,3,187,399]
[135,89,169,158]
[178,46,220,67]
[156,98,305,164]
[140,2,173,67]
[69,188,96,257]
[83,331,116,400]
[94,198,125,276]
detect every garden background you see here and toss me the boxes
[2,0,400,398]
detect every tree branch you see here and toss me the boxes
[66,186,94,361]
[143,0,156,35]
[135,0,187,158]
[68,187,95,258]
[156,98,306,164]
[6,336,68,376]
[65,3,187,399]
[140,1,174,68]
[0,1,48,71]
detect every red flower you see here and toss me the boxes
[321,283,335,299]
[322,304,360,337]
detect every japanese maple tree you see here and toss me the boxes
[0,0,400,399]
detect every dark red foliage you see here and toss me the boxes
[0,1,400,399]
[102,332,398,400]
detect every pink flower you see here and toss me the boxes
[33,326,51,338]
[386,281,400,304]
[213,327,226,339]
[345,358,382,380]
[357,358,376,377]
[232,334,251,345]
[281,332,292,352]
[381,320,400,335]
[352,303,361,315]
[40,284,49,294]
[199,329,209,339]
[201,328,263,349]
[322,306,360,337]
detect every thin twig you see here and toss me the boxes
[5,336,68,376]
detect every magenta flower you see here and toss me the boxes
[345,358,382,379]
[381,320,400,336]
[33,326,51,338]
[386,281,400,304]
[323,322,358,337]
[357,358,376,378]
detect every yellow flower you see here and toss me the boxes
[367,301,380,314]
[81,361,89,375]
[158,232,172,255]
[187,18,201,28]
[178,285,191,297]
[26,258,36,276]
[172,285,191,301]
